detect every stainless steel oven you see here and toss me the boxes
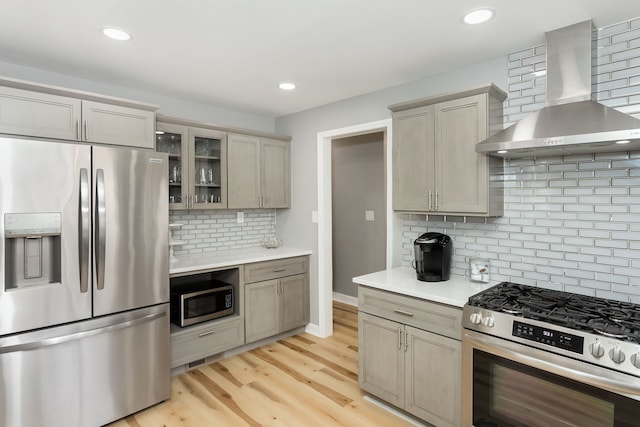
[462,282,640,427]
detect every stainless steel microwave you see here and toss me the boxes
[170,280,233,327]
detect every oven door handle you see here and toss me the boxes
[464,331,640,399]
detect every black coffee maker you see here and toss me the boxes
[413,232,452,282]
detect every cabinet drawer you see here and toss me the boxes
[171,317,244,367]
[358,286,462,340]
[244,256,308,283]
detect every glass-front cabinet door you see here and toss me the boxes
[155,122,189,210]
[189,128,227,209]
[155,122,227,210]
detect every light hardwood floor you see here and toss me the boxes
[107,302,415,427]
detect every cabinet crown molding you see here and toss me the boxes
[157,114,291,142]
[0,75,158,111]
[388,83,507,113]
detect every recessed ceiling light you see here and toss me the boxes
[462,8,495,25]
[278,82,296,90]
[616,140,631,144]
[102,27,131,41]
[497,150,508,154]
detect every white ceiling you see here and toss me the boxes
[1,1,639,118]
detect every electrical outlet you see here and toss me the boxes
[237,211,245,223]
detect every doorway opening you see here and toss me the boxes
[331,132,386,305]
[315,119,398,337]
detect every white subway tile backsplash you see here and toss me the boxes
[170,209,277,256]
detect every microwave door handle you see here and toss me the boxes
[79,168,90,293]
[95,168,106,290]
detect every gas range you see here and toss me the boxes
[462,282,640,377]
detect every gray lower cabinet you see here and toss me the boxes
[245,257,309,343]
[358,286,462,427]
[0,84,155,148]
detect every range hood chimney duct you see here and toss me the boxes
[476,20,640,157]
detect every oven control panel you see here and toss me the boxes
[512,321,584,354]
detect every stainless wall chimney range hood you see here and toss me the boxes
[476,20,640,158]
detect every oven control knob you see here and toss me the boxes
[470,313,483,325]
[609,346,626,364]
[589,341,605,358]
[481,316,495,328]
[631,352,640,369]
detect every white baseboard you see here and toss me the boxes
[363,396,426,426]
[332,291,358,307]
[305,322,322,337]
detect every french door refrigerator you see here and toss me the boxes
[0,137,170,427]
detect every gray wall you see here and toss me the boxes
[0,60,276,133]
[332,132,386,297]
[275,56,508,325]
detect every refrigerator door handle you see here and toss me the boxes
[79,168,90,293]
[0,310,166,354]
[95,168,106,290]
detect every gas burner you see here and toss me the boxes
[589,320,631,339]
[502,307,523,315]
[598,307,631,322]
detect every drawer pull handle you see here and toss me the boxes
[394,309,414,317]
[272,269,286,273]
[198,330,216,337]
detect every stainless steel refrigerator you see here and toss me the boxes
[0,137,170,427]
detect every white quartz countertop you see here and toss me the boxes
[353,266,498,308]
[170,247,312,275]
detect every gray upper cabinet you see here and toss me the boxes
[392,105,434,212]
[390,84,507,216]
[156,121,227,210]
[0,86,81,141]
[261,138,291,208]
[81,101,155,149]
[228,134,290,209]
[0,83,156,149]
[227,133,261,208]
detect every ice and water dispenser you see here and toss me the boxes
[4,213,62,289]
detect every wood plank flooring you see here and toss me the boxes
[107,302,415,427]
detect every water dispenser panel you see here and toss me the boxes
[4,213,62,289]
[5,213,61,237]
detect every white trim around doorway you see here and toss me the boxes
[314,118,396,338]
